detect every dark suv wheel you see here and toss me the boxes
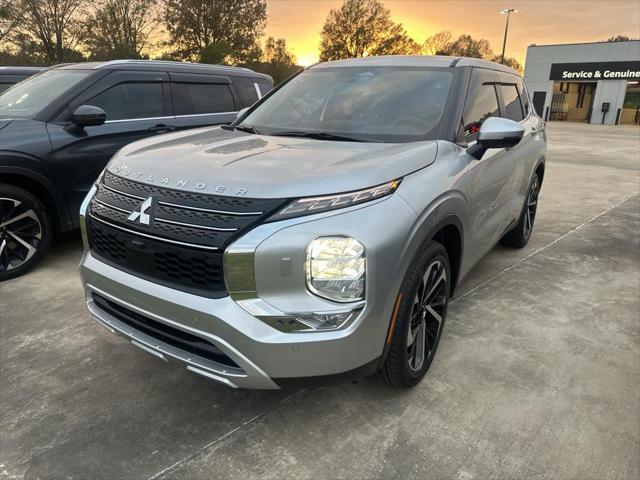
[0,184,52,281]
[378,240,450,387]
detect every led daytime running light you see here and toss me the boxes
[272,179,401,220]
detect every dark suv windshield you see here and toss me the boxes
[239,66,454,143]
[0,69,92,119]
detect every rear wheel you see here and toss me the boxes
[0,184,52,281]
[378,240,450,388]
[501,173,540,248]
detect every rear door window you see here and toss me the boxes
[256,79,272,96]
[516,79,531,116]
[497,83,525,122]
[232,76,261,107]
[172,83,236,116]
[88,82,164,121]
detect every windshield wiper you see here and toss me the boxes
[233,124,262,135]
[270,131,370,142]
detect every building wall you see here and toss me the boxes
[524,41,640,124]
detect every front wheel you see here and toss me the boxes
[378,240,450,388]
[0,184,52,281]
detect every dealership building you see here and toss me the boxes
[523,40,640,125]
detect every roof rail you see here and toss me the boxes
[95,59,252,72]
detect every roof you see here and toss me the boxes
[0,66,45,74]
[51,59,271,80]
[528,39,640,48]
[310,55,519,75]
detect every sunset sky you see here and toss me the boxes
[263,0,640,66]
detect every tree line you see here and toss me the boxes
[0,0,535,83]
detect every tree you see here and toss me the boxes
[604,35,638,42]
[422,31,452,56]
[0,0,18,46]
[244,36,300,85]
[319,0,419,61]
[497,56,523,74]
[440,34,493,59]
[163,0,267,64]
[10,0,89,63]
[85,0,159,60]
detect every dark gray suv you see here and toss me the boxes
[0,60,273,280]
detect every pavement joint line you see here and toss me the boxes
[452,193,640,304]
[146,388,306,480]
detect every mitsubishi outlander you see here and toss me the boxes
[79,56,546,389]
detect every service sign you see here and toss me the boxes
[549,61,640,80]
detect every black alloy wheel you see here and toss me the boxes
[0,185,52,281]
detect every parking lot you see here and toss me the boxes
[1,121,639,479]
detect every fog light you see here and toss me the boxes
[257,309,362,332]
[306,236,365,302]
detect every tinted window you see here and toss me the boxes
[241,67,453,143]
[173,83,235,115]
[498,84,524,122]
[256,79,272,96]
[89,83,164,121]
[0,69,92,118]
[0,83,13,93]
[463,83,500,139]
[517,79,530,115]
[233,77,260,107]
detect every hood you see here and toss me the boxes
[107,126,439,199]
[0,118,51,155]
[0,119,14,131]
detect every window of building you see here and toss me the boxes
[88,82,164,121]
[463,83,500,139]
[498,84,525,122]
[172,83,236,116]
[576,84,586,108]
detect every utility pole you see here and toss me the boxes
[500,8,518,64]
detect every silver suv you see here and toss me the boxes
[79,56,546,389]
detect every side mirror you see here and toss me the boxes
[236,107,250,120]
[71,105,106,128]
[467,117,525,160]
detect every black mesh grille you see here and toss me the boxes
[87,171,288,296]
[92,293,240,369]
[87,216,226,298]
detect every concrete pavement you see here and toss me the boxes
[1,122,639,480]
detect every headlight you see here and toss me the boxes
[270,179,401,221]
[306,236,366,302]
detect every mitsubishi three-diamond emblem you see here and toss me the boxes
[127,196,156,226]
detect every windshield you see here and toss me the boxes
[240,66,454,143]
[0,69,92,118]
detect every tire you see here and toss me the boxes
[378,240,450,388]
[501,173,541,249]
[0,184,52,281]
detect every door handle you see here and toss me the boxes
[148,124,175,133]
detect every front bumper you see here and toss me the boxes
[79,191,418,389]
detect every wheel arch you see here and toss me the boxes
[534,157,546,185]
[429,216,464,297]
[0,166,70,232]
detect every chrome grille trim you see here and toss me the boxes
[155,217,237,232]
[93,196,238,232]
[102,183,264,216]
[88,213,219,251]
